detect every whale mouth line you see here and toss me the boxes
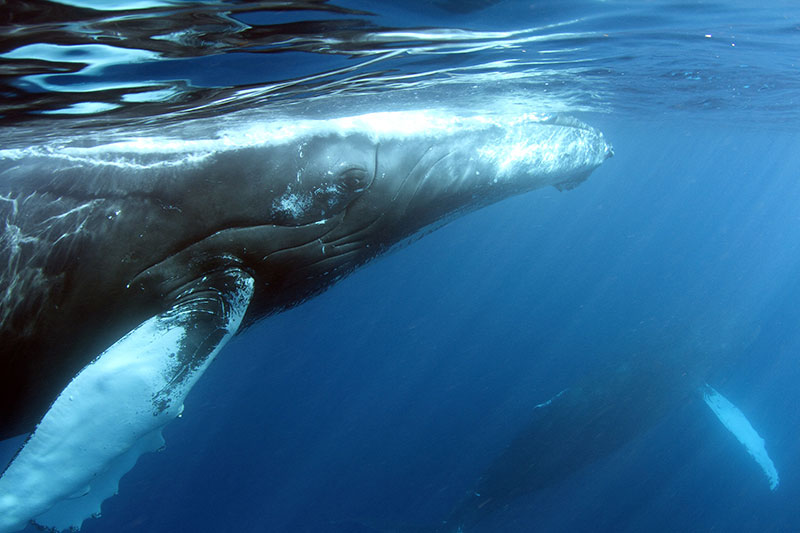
[128,215,345,288]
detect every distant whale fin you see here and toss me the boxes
[0,268,254,533]
[702,384,779,491]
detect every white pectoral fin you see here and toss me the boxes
[0,268,254,533]
[703,384,779,491]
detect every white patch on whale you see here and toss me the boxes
[703,384,779,491]
[274,190,313,220]
[0,271,254,532]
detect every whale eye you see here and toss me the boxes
[316,166,367,209]
[337,167,368,193]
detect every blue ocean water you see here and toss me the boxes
[1,1,800,532]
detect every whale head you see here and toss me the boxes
[222,111,612,316]
[327,112,612,246]
[105,110,612,319]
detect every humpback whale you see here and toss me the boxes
[439,326,778,532]
[0,110,611,532]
